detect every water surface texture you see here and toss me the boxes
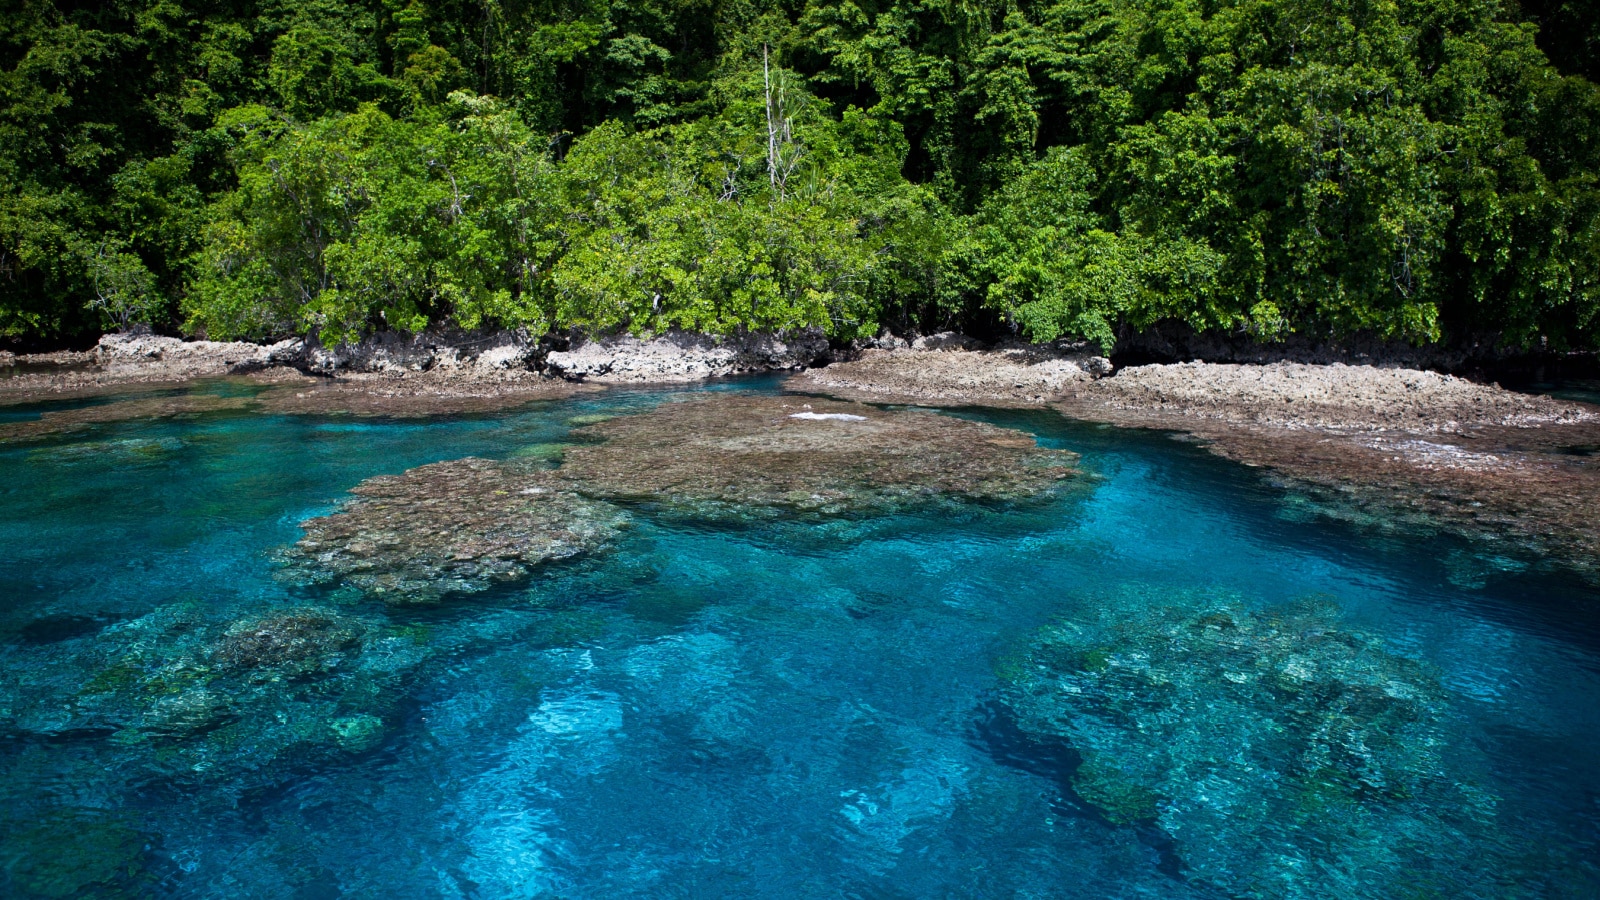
[2,377,1597,898]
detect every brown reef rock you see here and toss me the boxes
[281,457,626,603]
[1064,361,1592,432]
[559,394,1079,516]
[251,369,600,418]
[0,393,256,442]
[1055,362,1600,577]
[787,344,1110,406]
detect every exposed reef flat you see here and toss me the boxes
[280,457,627,604]
[249,369,602,418]
[0,372,597,442]
[1054,362,1600,577]
[278,394,1077,601]
[1063,361,1592,432]
[0,393,255,443]
[786,342,1111,406]
[797,349,1600,577]
[558,394,1079,516]
[1001,594,1570,898]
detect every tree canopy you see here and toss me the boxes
[3,0,1597,350]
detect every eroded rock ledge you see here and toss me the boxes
[543,329,830,383]
[1,328,837,406]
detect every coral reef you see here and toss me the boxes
[796,351,1600,577]
[211,610,361,675]
[0,605,427,787]
[274,395,1074,601]
[280,458,627,604]
[0,808,148,898]
[250,369,601,418]
[1002,597,1522,898]
[0,394,253,442]
[558,395,1078,517]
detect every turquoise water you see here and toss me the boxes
[2,376,1598,897]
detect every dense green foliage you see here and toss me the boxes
[3,0,1597,349]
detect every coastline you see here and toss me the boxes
[789,346,1600,582]
[7,328,1598,579]
[0,328,834,409]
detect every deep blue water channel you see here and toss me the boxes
[2,376,1598,898]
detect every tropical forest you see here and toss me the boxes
[4,0,1598,350]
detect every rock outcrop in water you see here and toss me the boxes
[1001,596,1529,898]
[1065,361,1593,431]
[788,342,1111,406]
[558,395,1079,517]
[280,458,627,604]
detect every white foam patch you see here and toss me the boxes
[789,412,867,422]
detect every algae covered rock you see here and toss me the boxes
[280,457,626,604]
[1001,596,1518,899]
[211,609,361,676]
[559,395,1077,518]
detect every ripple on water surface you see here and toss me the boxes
[0,378,1597,898]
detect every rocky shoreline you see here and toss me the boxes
[6,327,1598,579]
[791,349,1600,580]
[0,329,843,424]
[1057,363,1600,578]
[0,327,835,408]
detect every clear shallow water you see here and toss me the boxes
[1,377,1597,897]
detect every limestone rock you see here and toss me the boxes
[789,345,1101,406]
[544,329,829,382]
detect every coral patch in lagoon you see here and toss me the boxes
[559,394,1080,519]
[276,393,1078,603]
[278,458,628,605]
[999,592,1566,898]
